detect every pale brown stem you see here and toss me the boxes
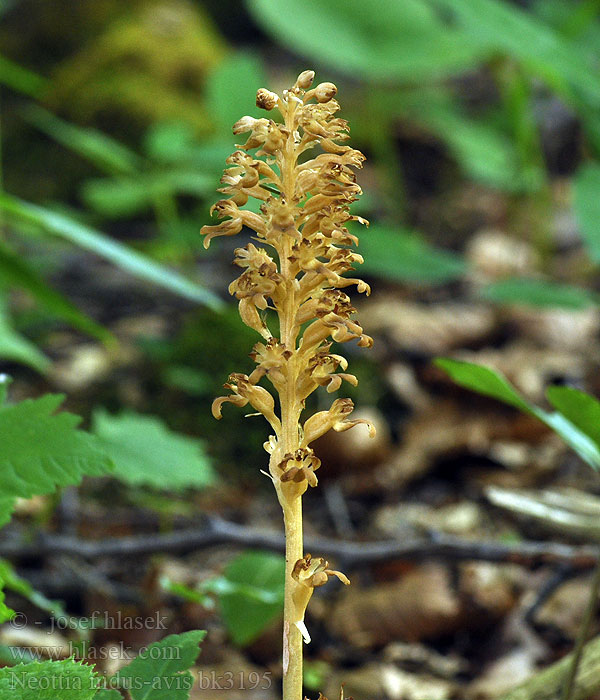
[278,95,304,700]
[282,497,303,700]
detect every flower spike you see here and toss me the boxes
[201,69,374,700]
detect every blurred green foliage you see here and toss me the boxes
[163,550,285,647]
[437,358,600,470]
[248,0,600,305]
[46,2,227,128]
[0,0,599,443]
[92,408,216,490]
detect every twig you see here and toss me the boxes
[560,552,600,700]
[524,563,578,627]
[1,517,599,570]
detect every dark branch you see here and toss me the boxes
[2,517,598,570]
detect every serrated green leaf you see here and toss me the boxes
[206,52,267,133]
[574,163,600,262]
[247,0,484,81]
[436,358,600,469]
[0,394,112,500]
[112,630,205,700]
[0,658,98,700]
[92,410,215,491]
[0,193,223,310]
[481,278,598,309]
[359,225,466,285]
[0,242,112,343]
[216,551,284,646]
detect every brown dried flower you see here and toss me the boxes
[291,554,350,643]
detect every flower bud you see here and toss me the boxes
[232,116,258,134]
[256,88,278,110]
[314,82,337,103]
[295,70,315,89]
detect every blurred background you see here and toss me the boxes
[2,0,600,697]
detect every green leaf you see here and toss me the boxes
[0,499,15,529]
[0,559,66,620]
[481,278,598,309]
[0,647,36,666]
[144,131,232,173]
[92,410,215,491]
[206,52,267,133]
[0,242,112,343]
[358,225,466,284]
[546,385,600,449]
[409,93,530,191]
[435,358,600,469]
[0,193,223,310]
[216,551,284,646]
[185,139,236,173]
[22,105,141,176]
[160,578,213,608]
[0,594,13,626]
[0,579,14,625]
[143,123,197,164]
[431,0,600,110]
[0,659,98,700]
[93,690,122,700]
[368,86,532,192]
[0,55,46,97]
[82,171,213,218]
[573,163,600,262]
[0,393,112,501]
[434,358,533,413]
[112,630,206,700]
[541,410,600,470]
[0,295,49,372]
[439,117,530,191]
[246,0,484,81]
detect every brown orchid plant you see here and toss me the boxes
[201,69,374,700]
